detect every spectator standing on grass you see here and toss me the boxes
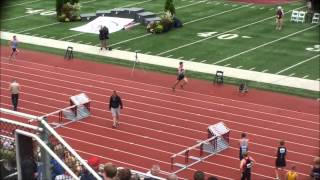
[109,90,123,128]
[285,165,298,180]
[172,61,188,92]
[276,6,284,30]
[275,139,287,180]
[9,35,19,60]
[240,152,255,180]
[99,26,109,50]
[9,79,20,111]
[239,132,249,160]
[194,170,205,180]
[310,157,320,180]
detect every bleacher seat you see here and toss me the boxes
[312,13,320,24]
[290,10,299,22]
[297,11,306,23]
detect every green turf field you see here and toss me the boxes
[1,0,319,80]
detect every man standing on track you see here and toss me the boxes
[9,79,21,111]
[276,6,284,30]
[172,61,188,91]
[9,35,19,60]
[239,132,249,160]
[240,152,255,180]
[109,90,123,128]
[275,139,287,180]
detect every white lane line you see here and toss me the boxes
[289,73,296,76]
[236,66,242,69]
[2,0,42,8]
[189,58,196,61]
[1,0,96,22]
[213,25,318,65]
[224,64,231,66]
[2,57,318,119]
[158,6,305,56]
[178,56,184,59]
[302,75,309,79]
[249,67,255,70]
[200,60,207,63]
[262,69,268,73]
[166,55,173,58]
[276,55,320,74]
[59,32,85,40]
[16,22,61,33]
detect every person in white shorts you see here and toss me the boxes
[109,90,123,128]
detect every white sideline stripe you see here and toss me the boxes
[249,67,255,70]
[16,22,61,34]
[59,32,85,40]
[262,69,268,73]
[213,25,319,65]
[0,88,316,160]
[200,60,207,63]
[289,73,296,77]
[158,6,305,56]
[2,0,42,8]
[2,67,319,138]
[302,75,309,79]
[1,57,318,118]
[1,0,96,22]
[276,55,320,74]
[0,98,314,174]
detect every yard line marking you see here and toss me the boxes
[16,22,61,33]
[189,58,196,61]
[276,55,320,74]
[111,4,251,47]
[249,67,255,70]
[250,6,256,8]
[67,39,73,42]
[178,56,184,59]
[156,1,207,15]
[120,0,152,8]
[125,48,132,51]
[1,0,96,22]
[289,73,295,76]
[2,0,42,8]
[224,64,230,66]
[49,37,55,39]
[260,7,265,10]
[166,55,173,58]
[262,69,268,73]
[302,75,309,79]
[24,32,30,35]
[33,34,39,36]
[158,6,305,56]
[236,66,242,69]
[200,60,207,63]
[59,32,85,40]
[212,25,318,65]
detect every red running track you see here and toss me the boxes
[0,47,319,180]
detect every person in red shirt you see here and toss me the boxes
[240,152,255,180]
[276,6,284,30]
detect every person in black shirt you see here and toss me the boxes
[99,26,109,50]
[109,90,123,128]
[275,139,287,180]
[240,152,255,180]
[310,157,320,180]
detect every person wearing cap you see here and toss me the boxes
[80,157,102,180]
[9,79,21,111]
[276,6,284,30]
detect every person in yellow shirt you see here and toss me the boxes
[286,165,298,180]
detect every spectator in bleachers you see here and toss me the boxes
[145,164,161,180]
[276,6,284,30]
[239,132,249,160]
[80,156,101,180]
[167,174,178,180]
[275,140,287,180]
[21,155,37,180]
[240,152,255,180]
[109,90,123,128]
[117,168,132,180]
[207,176,218,180]
[194,170,205,180]
[285,165,298,180]
[51,145,65,180]
[55,161,78,180]
[131,173,141,180]
[310,157,320,180]
[104,162,117,180]
[98,163,106,179]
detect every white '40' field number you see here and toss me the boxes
[197,32,239,40]
[26,8,56,16]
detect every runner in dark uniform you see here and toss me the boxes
[240,152,255,180]
[275,139,287,180]
[310,157,320,180]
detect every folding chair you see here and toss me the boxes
[214,71,224,84]
[312,13,320,24]
[290,10,299,22]
[297,11,306,23]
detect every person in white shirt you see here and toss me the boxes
[9,79,21,111]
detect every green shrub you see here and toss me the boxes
[56,0,81,22]
[164,0,175,15]
[154,24,164,34]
